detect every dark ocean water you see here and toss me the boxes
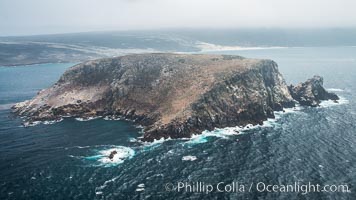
[0,47,355,200]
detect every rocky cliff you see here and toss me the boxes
[12,53,337,141]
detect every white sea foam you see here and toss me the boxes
[186,133,213,145]
[135,125,144,129]
[186,124,249,145]
[196,42,287,52]
[187,128,237,145]
[182,155,197,161]
[319,96,349,108]
[75,116,101,121]
[103,115,123,121]
[129,137,138,143]
[95,176,120,194]
[140,137,172,151]
[134,125,145,135]
[57,145,102,150]
[77,145,91,149]
[98,147,135,165]
[22,121,41,127]
[185,105,304,145]
[85,146,135,167]
[21,118,63,127]
[188,121,273,145]
[327,88,345,92]
[43,118,64,125]
[136,183,145,191]
[68,155,86,159]
[142,137,172,145]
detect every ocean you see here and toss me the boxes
[0,46,355,199]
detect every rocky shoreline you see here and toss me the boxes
[12,53,339,141]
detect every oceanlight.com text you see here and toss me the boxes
[164,181,351,195]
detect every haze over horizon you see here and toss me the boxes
[1,0,356,36]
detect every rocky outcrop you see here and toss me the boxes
[12,53,337,141]
[109,150,117,161]
[288,76,339,107]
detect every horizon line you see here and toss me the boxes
[1,26,356,38]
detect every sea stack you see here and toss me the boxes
[12,53,338,141]
[288,76,339,107]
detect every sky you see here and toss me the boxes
[1,0,356,36]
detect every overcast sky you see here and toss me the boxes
[1,0,356,36]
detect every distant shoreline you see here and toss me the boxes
[0,61,73,67]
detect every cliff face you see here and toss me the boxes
[13,53,301,141]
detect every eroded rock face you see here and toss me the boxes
[12,53,304,141]
[288,76,339,107]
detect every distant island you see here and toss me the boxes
[12,53,339,141]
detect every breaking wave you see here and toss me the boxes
[182,155,197,161]
[84,146,135,167]
[327,88,345,92]
[21,119,63,127]
[319,96,349,108]
[186,105,302,145]
[75,116,101,121]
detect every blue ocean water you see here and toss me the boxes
[0,47,355,199]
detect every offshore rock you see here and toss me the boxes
[13,53,297,141]
[288,76,339,107]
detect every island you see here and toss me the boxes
[12,53,339,141]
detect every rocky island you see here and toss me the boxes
[12,53,339,141]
